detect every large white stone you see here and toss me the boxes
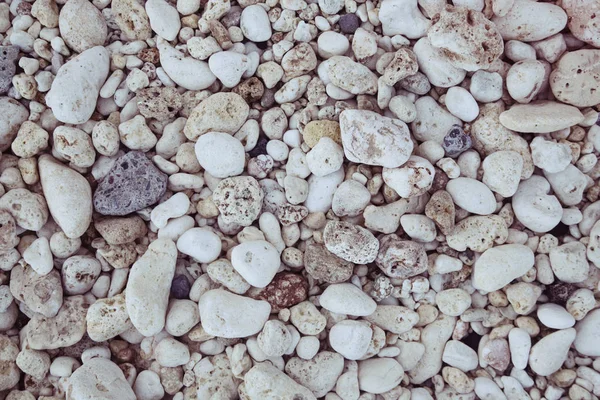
[529,328,576,376]
[329,320,373,360]
[574,309,600,356]
[46,46,109,124]
[125,239,177,336]
[157,37,216,90]
[231,240,280,288]
[319,283,377,316]
[472,244,534,292]
[199,289,271,338]
[66,358,135,400]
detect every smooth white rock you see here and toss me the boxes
[304,168,344,213]
[23,237,53,276]
[209,51,249,88]
[241,5,272,42]
[176,228,222,263]
[482,150,523,197]
[512,176,562,232]
[545,164,587,206]
[445,87,479,122]
[529,328,576,376]
[145,0,180,41]
[319,283,377,316]
[409,315,456,384]
[198,289,271,338]
[329,320,373,360]
[574,309,600,356]
[306,137,344,177]
[358,358,404,394]
[508,328,531,370]
[413,38,466,88]
[157,37,216,90]
[446,177,496,215]
[472,244,535,292]
[379,0,431,38]
[492,0,567,42]
[529,136,572,173]
[442,340,478,372]
[126,239,177,336]
[537,303,575,329]
[244,362,316,400]
[231,240,280,288]
[474,377,507,400]
[46,46,109,124]
[66,358,135,400]
[195,132,245,178]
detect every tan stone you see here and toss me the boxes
[302,120,342,148]
[550,50,600,108]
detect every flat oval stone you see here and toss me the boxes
[492,0,567,42]
[472,244,535,292]
[319,283,377,316]
[499,101,584,133]
[94,151,167,216]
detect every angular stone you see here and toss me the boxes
[249,272,308,312]
[304,241,354,283]
[93,151,168,216]
[10,263,63,318]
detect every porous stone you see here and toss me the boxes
[304,242,354,283]
[250,272,308,312]
[213,176,264,226]
[285,352,344,398]
[59,0,107,52]
[323,220,379,264]
[0,46,19,94]
[376,235,427,279]
[184,92,249,140]
[94,151,168,216]
[550,50,600,108]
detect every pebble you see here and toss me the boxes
[529,136,572,173]
[508,328,531,370]
[251,272,307,311]
[213,176,264,226]
[358,358,404,394]
[126,239,177,336]
[436,289,471,317]
[574,309,600,356]
[499,101,584,133]
[66,358,136,400]
[0,46,19,94]
[112,0,151,40]
[184,92,249,140]
[46,46,109,124]
[257,320,292,357]
[445,87,479,122]
[154,337,190,367]
[410,314,456,384]
[134,370,164,400]
[244,362,316,400]
[240,5,272,42]
[145,0,180,41]
[506,59,545,104]
[339,13,360,33]
[529,328,576,376]
[320,283,377,316]
[59,0,107,52]
[383,156,435,198]
[157,38,216,90]
[323,220,379,264]
[549,241,589,283]
[469,70,503,103]
[209,51,249,88]
[563,0,600,47]
[0,335,19,390]
[379,0,431,38]
[39,155,92,239]
[304,242,353,283]
[412,96,462,143]
[86,293,132,341]
[537,303,575,329]
[302,120,342,148]
[231,240,280,288]
[285,351,344,398]
[446,177,496,215]
[177,228,222,263]
[376,235,428,278]
[482,150,523,197]
[0,97,28,151]
[306,137,344,177]
[413,38,466,88]
[339,109,413,168]
[365,305,419,334]
[428,6,503,71]
[200,289,271,338]
[492,0,567,41]
[325,56,378,95]
[472,244,534,292]
[512,176,562,233]
[442,340,479,372]
[442,125,472,158]
[195,132,245,178]
[93,151,168,216]
[329,320,373,360]
[550,50,600,108]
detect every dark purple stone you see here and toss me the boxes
[249,137,268,158]
[442,125,472,158]
[93,151,168,216]
[339,14,360,34]
[0,46,19,94]
[170,275,190,299]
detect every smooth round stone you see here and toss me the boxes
[442,125,472,157]
[442,340,478,372]
[339,13,360,33]
[482,150,523,197]
[199,289,271,338]
[195,132,245,178]
[134,370,164,400]
[209,51,249,88]
[176,228,222,263]
[145,0,180,41]
[93,152,168,216]
[157,38,216,91]
[319,283,377,316]
[472,244,534,292]
[329,320,373,360]
[537,303,575,329]
[240,5,272,42]
[512,176,562,232]
[244,363,317,400]
[506,60,545,103]
[446,177,496,215]
[231,240,280,288]
[574,309,600,356]
[382,156,435,198]
[358,358,404,394]
[445,87,479,122]
[529,328,576,376]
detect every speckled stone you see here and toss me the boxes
[302,120,342,148]
[250,272,308,312]
[339,14,360,34]
[93,151,168,216]
[442,125,472,157]
[0,46,19,94]
[137,87,183,121]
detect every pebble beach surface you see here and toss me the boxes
[0,0,599,399]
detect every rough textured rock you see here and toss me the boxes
[10,263,62,318]
[550,50,600,108]
[428,6,503,71]
[304,242,354,283]
[0,46,18,94]
[94,151,168,216]
[376,234,428,278]
[66,358,136,400]
[250,273,308,312]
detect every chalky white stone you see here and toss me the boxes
[199,289,271,338]
[446,177,496,215]
[537,303,575,329]
[240,5,272,42]
[492,0,567,42]
[339,109,413,168]
[529,328,576,376]
[209,51,249,88]
[508,328,531,370]
[125,239,177,336]
[145,0,180,41]
[472,244,535,292]
[23,237,53,276]
[329,320,372,360]
[194,132,245,178]
[574,309,600,356]
[445,87,479,122]
[176,228,222,263]
[46,46,109,124]
[319,283,377,316]
[442,340,478,372]
[157,37,216,90]
[231,240,280,288]
[66,358,135,400]
[512,176,563,233]
[244,362,316,400]
[358,358,404,394]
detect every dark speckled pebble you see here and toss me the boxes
[0,46,19,94]
[339,14,360,34]
[442,125,472,158]
[170,275,191,299]
[93,151,167,216]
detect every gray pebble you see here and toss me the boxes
[0,46,19,94]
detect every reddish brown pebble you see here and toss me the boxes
[251,272,308,312]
